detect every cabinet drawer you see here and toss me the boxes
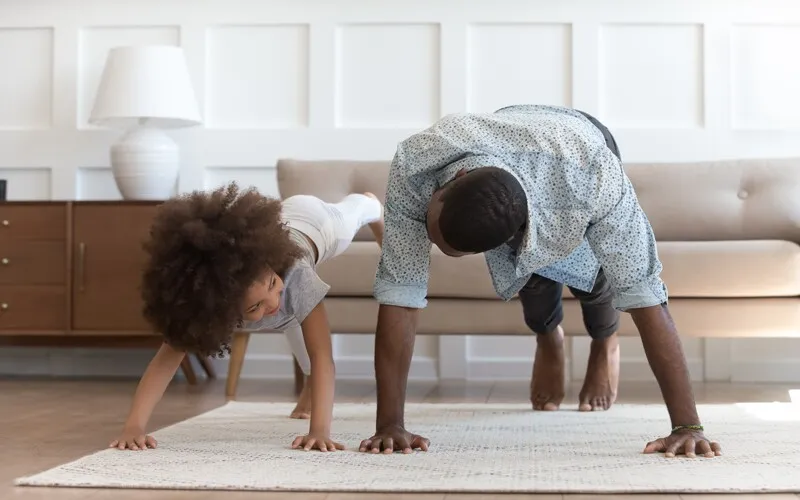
[0,285,66,330]
[0,204,66,241]
[0,241,66,285]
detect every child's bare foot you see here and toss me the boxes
[290,383,312,419]
[290,405,310,419]
[363,192,384,247]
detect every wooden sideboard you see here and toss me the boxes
[0,201,214,383]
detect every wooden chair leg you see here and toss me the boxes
[293,358,305,396]
[226,332,250,399]
[195,355,217,379]
[180,355,198,385]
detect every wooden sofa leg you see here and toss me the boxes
[226,332,251,399]
[180,355,198,384]
[293,359,304,396]
[195,355,217,379]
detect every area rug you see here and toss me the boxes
[15,401,800,494]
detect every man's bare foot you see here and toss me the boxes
[578,332,620,411]
[363,192,384,247]
[530,325,566,411]
[290,382,312,419]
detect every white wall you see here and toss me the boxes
[2,0,800,383]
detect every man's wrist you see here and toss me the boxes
[376,412,404,431]
[375,396,404,430]
[376,422,404,433]
[668,408,701,429]
[672,424,703,433]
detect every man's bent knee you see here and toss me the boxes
[523,308,563,335]
[519,274,564,335]
[569,269,619,340]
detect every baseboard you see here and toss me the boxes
[0,347,158,379]
[233,354,439,381]
[615,358,705,383]
[0,349,436,381]
[465,358,569,381]
[729,360,800,383]
[2,349,789,383]
[464,357,705,382]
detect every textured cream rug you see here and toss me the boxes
[15,401,800,494]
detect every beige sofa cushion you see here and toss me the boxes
[655,240,800,297]
[317,239,800,299]
[626,158,800,242]
[322,295,800,336]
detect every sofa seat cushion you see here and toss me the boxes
[316,240,800,300]
[649,240,800,298]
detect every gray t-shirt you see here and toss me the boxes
[241,228,330,332]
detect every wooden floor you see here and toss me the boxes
[2,376,799,500]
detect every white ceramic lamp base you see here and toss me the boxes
[110,127,180,200]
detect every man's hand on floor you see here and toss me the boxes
[359,425,429,454]
[643,427,722,458]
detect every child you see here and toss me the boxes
[109,182,384,453]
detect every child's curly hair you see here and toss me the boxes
[140,182,305,358]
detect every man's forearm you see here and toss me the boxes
[374,304,419,430]
[630,304,700,427]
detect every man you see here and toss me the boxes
[358,104,722,459]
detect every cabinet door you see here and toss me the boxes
[72,203,160,332]
[0,203,68,333]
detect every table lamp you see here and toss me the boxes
[89,45,202,200]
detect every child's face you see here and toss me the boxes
[241,271,285,323]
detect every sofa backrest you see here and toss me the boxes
[276,157,800,242]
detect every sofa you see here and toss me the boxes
[225,157,800,396]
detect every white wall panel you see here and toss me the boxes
[203,166,279,197]
[599,24,704,129]
[1,0,800,383]
[0,167,52,200]
[467,23,572,112]
[0,28,53,130]
[75,167,121,200]
[335,23,441,128]
[205,25,310,129]
[730,24,800,130]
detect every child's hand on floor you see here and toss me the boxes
[291,433,345,452]
[109,427,157,451]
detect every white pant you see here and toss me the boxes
[280,193,382,376]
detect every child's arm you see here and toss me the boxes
[109,342,186,450]
[290,301,343,452]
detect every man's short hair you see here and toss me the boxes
[438,167,528,253]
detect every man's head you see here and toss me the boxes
[140,182,305,357]
[426,167,527,256]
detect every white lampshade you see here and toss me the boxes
[89,45,202,129]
